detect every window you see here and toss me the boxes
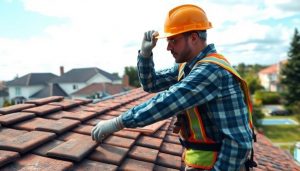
[73,85,78,90]
[15,87,21,95]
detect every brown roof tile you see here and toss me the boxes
[0,150,20,167]
[47,138,97,161]
[0,104,35,114]
[126,120,167,135]
[104,135,135,149]
[89,144,129,165]
[160,142,183,156]
[74,159,117,171]
[58,132,91,141]
[49,99,80,109]
[157,152,183,170]
[73,124,93,135]
[14,118,80,134]
[151,130,167,139]
[22,105,63,116]
[0,112,35,126]
[0,130,56,154]
[136,135,163,149]
[154,165,180,171]
[32,140,64,156]
[25,96,64,105]
[164,135,181,144]
[113,129,141,139]
[1,154,73,170]
[73,98,93,105]
[119,158,154,171]
[128,145,159,163]
[46,110,97,122]
[0,88,299,170]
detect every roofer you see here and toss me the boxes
[91,4,256,171]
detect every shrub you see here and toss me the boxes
[252,104,264,127]
[254,91,281,104]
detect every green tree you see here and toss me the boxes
[235,63,265,94]
[124,66,140,87]
[236,63,246,77]
[281,28,300,104]
[245,75,264,94]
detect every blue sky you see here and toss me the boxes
[0,0,300,81]
[0,0,66,39]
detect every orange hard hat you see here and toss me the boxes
[157,4,212,38]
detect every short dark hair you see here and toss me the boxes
[183,30,207,40]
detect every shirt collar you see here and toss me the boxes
[185,43,217,71]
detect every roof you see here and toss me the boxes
[0,88,299,170]
[72,83,130,96]
[259,64,278,74]
[6,73,58,86]
[30,83,69,98]
[50,67,121,83]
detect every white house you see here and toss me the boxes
[258,60,286,92]
[6,67,123,103]
[6,73,58,104]
[49,67,122,95]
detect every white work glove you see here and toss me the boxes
[91,116,124,142]
[140,30,159,58]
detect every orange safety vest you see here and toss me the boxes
[177,53,255,169]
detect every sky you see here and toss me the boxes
[0,0,300,81]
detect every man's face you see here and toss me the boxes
[167,33,192,63]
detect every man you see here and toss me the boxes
[92,4,256,171]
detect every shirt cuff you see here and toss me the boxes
[138,50,153,60]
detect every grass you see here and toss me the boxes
[258,115,300,153]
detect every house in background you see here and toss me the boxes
[6,73,58,104]
[49,67,122,95]
[5,67,127,103]
[258,60,286,92]
[0,81,8,107]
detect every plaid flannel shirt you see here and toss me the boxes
[121,44,253,171]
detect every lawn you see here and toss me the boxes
[258,115,300,153]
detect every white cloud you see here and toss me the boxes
[0,0,299,81]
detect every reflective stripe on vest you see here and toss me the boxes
[199,53,254,128]
[177,53,254,169]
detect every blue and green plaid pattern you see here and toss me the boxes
[121,44,253,171]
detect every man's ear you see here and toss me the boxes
[190,32,199,43]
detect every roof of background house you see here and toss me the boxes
[0,82,8,97]
[0,88,299,170]
[50,67,121,83]
[30,83,69,99]
[259,64,278,74]
[72,83,131,96]
[6,73,58,86]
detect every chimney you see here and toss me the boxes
[122,74,130,87]
[60,66,64,76]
